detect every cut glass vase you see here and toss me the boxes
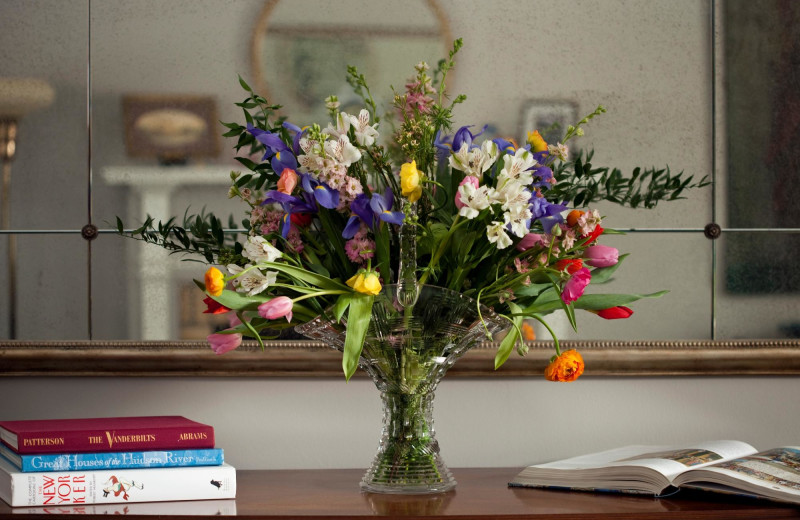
[295,284,508,494]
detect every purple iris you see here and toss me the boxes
[342,194,373,239]
[300,174,339,209]
[433,130,453,160]
[451,124,488,151]
[530,197,567,235]
[282,121,306,156]
[492,137,517,154]
[530,164,554,190]
[369,189,404,226]
[246,123,297,173]
[261,190,316,238]
[342,189,404,239]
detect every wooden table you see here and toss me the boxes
[2,468,799,519]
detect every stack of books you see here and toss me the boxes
[0,416,236,507]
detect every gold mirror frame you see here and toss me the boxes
[2,340,799,377]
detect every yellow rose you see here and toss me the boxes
[527,130,548,153]
[400,160,423,203]
[346,271,382,296]
[544,349,585,382]
[204,267,226,296]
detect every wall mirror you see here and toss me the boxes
[1,0,798,377]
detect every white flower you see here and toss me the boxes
[242,235,282,264]
[486,221,513,249]
[457,184,492,219]
[350,109,379,147]
[491,178,531,212]
[504,205,533,238]
[449,140,499,176]
[227,264,277,296]
[499,148,537,185]
[577,209,602,236]
[322,111,351,139]
[324,134,362,167]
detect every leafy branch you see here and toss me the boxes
[549,150,711,208]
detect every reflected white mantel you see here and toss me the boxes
[102,166,233,339]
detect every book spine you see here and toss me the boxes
[7,464,235,506]
[18,449,224,472]
[13,426,214,454]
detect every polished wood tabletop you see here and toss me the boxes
[2,468,799,519]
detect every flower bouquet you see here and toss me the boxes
[123,39,707,493]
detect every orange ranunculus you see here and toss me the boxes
[555,258,584,275]
[527,130,548,153]
[204,267,226,296]
[566,209,584,227]
[544,349,585,382]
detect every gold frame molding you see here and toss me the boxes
[1,340,799,377]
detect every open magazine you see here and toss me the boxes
[509,440,800,505]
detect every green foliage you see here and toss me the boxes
[550,150,711,209]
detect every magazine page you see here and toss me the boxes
[531,440,757,479]
[674,447,800,502]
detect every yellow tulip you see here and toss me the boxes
[347,271,382,296]
[400,160,423,202]
[527,130,548,153]
[204,267,226,296]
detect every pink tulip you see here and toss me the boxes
[516,233,544,252]
[207,332,242,355]
[583,244,619,267]
[258,296,293,322]
[455,175,480,209]
[561,267,591,304]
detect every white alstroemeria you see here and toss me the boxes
[322,111,351,139]
[324,134,362,167]
[457,183,492,219]
[576,209,602,236]
[448,140,499,176]
[227,264,277,296]
[500,148,537,185]
[350,109,379,147]
[492,177,531,212]
[486,221,513,249]
[242,235,282,264]
[504,205,533,238]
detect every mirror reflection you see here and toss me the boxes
[0,0,797,342]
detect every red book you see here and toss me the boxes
[0,416,214,454]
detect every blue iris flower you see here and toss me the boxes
[246,123,298,173]
[300,174,339,210]
[451,124,488,151]
[342,189,404,239]
[282,121,307,156]
[530,197,567,235]
[261,191,317,238]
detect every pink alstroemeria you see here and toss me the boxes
[258,296,293,322]
[561,267,591,304]
[583,244,619,268]
[208,332,243,355]
[455,175,480,209]
[516,233,544,252]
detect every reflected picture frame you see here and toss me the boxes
[122,94,221,164]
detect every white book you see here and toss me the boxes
[510,441,800,505]
[0,456,236,507]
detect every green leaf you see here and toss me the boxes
[589,253,628,284]
[116,217,123,234]
[494,302,523,369]
[343,294,374,381]
[332,293,354,322]
[193,279,269,311]
[259,262,350,291]
[238,75,253,93]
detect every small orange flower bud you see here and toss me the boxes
[544,349,585,382]
[204,267,226,297]
[566,209,584,227]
